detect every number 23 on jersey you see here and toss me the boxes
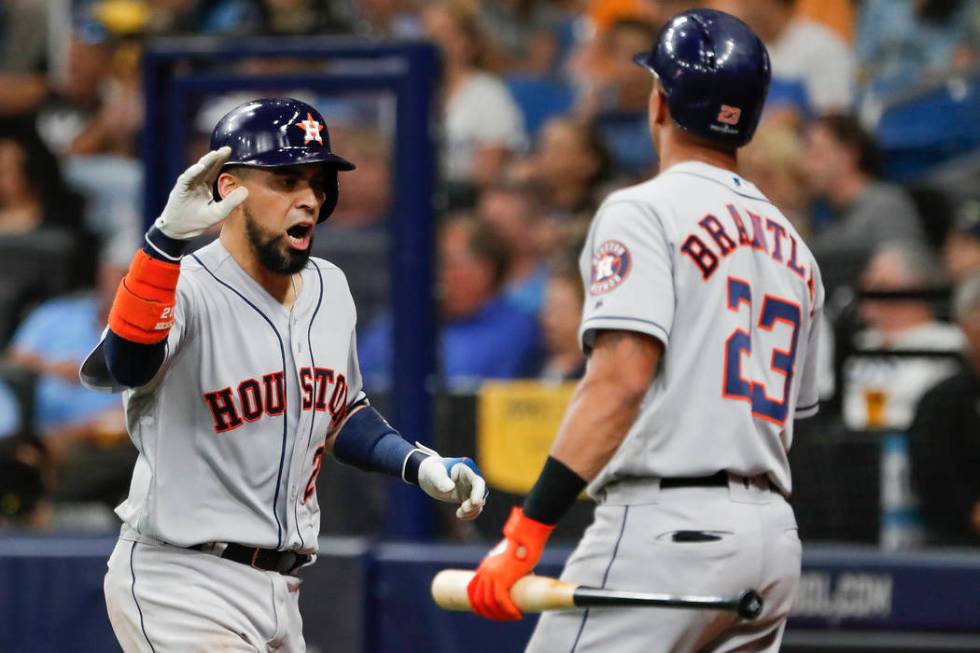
[722,276,801,425]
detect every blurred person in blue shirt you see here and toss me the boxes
[477,180,550,316]
[6,261,126,459]
[359,215,542,388]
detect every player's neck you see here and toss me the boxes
[657,133,738,175]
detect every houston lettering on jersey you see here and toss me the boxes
[680,204,809,283]
[202,367,348,434]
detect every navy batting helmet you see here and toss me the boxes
[210,97,356,222]
[633,9,771,148]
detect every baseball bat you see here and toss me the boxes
[431,570,763,620]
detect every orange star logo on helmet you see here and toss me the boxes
[296,113,324,145]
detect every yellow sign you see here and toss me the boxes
[477,381,577,495]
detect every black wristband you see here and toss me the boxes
[143,225,188,262]
[522,456,587,525]
[402,450,428,485]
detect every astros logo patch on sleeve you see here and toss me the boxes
[589,240,631,295]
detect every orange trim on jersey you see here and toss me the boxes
[107,249,180,344]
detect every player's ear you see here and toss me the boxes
[216,171,241,202]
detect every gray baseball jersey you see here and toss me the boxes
[87,238,364,552]
[580,161,824,496]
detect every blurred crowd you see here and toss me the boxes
[0,0,979,547]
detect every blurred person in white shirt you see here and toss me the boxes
[710,0,856,112]
[423,0,526,196]
[843,242,963,430]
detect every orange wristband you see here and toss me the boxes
[108,250,180,344]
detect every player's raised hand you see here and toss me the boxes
[155,147,249,240]
[416,448,488,520]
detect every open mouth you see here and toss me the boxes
[286,223,313,250]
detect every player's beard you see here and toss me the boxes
[243,206,313,275]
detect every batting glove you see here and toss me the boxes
[155,147,249,240]
[468,507,555,621]
[415,444,488,520]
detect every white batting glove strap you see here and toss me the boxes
[155,147,249,240]
[414,444,487,521]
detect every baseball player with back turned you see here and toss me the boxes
[468,9,824,652]
[81,97,487,652]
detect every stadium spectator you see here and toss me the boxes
[857,0,979,97]
[512,116,609,217]
[33,18,139,157]
[255,0,348,35]
[145,0,264,35]
[711,0,855,113]
[313,128,392,322]
[909,272,980,546]
[534,253,586,381]
[802,114,926,273]
[0,0,49,116]
[794,0,855,42]
[350,0,424,38]
[327,128,391,230]
[358,216,541,388]
[0,127,87,239]
[478,0,563,76]
[842,242,963,431]
[944,199,980,285]
[739,119,809,235]
[574,18,655,118]
[477,180,549,315]
[6,261,128,467]
[422,0,526,199]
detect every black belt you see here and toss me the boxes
[660,471,781,493]
[194,542,311,574]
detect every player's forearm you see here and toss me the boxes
[551,330,662,481]
[103,227,187,387]
[550,374,647,482]
[521,331,662,525]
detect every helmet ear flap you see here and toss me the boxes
[318,169,339,223]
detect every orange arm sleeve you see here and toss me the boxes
[107,249,181,344]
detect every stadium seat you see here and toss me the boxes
[876,71,980,182]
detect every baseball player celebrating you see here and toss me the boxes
[468,10,823,652]
[81,97,487,651]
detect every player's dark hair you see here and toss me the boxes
[817,113,881,177]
